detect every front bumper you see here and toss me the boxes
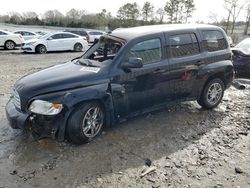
[5,98,29,129]
[5,98,65,139]
[21,45,35,52]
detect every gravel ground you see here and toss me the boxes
[0,49,249,188]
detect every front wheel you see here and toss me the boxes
[36,45,47,54]
[67,102,105,144]
[197,78,225,109]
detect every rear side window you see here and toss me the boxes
[62,34,78,38]
[169,33,200,58]
[126,38,162,65]
[89,32,103,35]
[51,34,62,39]
[202,30,228,52]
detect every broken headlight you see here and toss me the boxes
[29,100,63,115]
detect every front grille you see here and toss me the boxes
[13,89,21,110]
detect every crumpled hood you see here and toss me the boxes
[15,61,108,107]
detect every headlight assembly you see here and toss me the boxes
[29,100,63,115]
[25,42,36,46]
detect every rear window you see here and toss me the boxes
[169,33,200,58]
[202,30,228,52]
[89,32,103,35]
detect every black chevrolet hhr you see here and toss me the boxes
[6,24,234,144]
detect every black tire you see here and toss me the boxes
[197,78,225,109]
[36,45,47,54]
[4,40,16,50]
[74,43,83,52]
[66,102,105,144]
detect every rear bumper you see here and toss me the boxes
[5,98,29,129]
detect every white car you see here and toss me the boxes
[22,32,89,54]
[86,31,105,43]
[0,30,24,50]
[14,30,41,41]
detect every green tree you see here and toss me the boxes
[164,0,195,23]
[117,3,140,20]
[142,1,154,21]
[183,0,195,23]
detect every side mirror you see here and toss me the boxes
[47,37,53,40]
[122,57,143,70]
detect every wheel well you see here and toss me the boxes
[5,40,16,46]
[62,99,106,140]
[205,72,227,88]
[35,44,45,52]
[199,72,227,100]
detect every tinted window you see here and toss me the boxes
[202,30,228,52]
[89,32,103,35]
[62,33,78,38]
[66,30,87,36]
[0,31,7,35]
[23,31,35,36]
[51,34,62,39]
[169,33,200,58]
[126,39,162,65]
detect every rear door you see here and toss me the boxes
[165,31,203,100]
[62,33,79,50]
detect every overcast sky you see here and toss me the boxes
[0,0,247,22]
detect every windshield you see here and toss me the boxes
[236,38,250,49]
[38,33,52,39]
[78,36,125,67]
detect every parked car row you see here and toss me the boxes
[63,29,105,43]
[21,32,89,53]
[0,29,105,53]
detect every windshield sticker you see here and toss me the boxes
[80,67,100,73]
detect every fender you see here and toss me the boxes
[29,83,115,141]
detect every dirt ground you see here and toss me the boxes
[0,49,249,188]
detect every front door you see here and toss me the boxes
[111,36,169,118]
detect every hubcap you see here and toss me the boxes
[207,83,222,105]
[76,44,82,51]
[40,46,46,53]
[6,41,14,49]
[82,107,103,138]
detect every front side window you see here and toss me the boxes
[169,33,200,58]
[51,34,62,39]
[126,39,162,65]
[202,30,228,52]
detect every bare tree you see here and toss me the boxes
[156,8,165,23]
[244,4,250,35]
[208,12,220,24]
[224,0,246,34]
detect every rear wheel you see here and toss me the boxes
[197,78,225,109]
[74,43,83,52]
[4,40,15,50]
[67,102,105,144]
[36,45,47,54]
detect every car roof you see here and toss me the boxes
[110,24,222,41]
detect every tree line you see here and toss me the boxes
[0,0,195,30]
